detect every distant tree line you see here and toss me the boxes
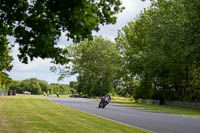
[9,78,76,95]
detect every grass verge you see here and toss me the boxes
[0,95,151,133]
[111,100,200,118]
[49,94,69,98]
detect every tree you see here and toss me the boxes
[8,78,76,95]
[21,78,42,94]
[9,80,21,91]
[0,72,12,90]
[0,0,124,64]
[0,24,13,89]
[38,80,49,92]
[0,27,13,72]
[116,0,200,102]
[50,83,76,95]
[69,81,79,94]
[55,37,123,96]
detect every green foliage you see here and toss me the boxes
[50,83,76,95]
[0,72,12,90]
[116,0,200,102]
[0,24,13,89]
[58,37,123,96]
[9,78,75,95]
[38,80,49,92]
[69,81,79,94]
[0,32,13,72]
[9,80,21,91]
[0,0,124,64]
[19,78,42,94]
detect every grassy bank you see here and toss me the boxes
[0,95,151,133]
[111,100,200,118]
[49,94,69,98]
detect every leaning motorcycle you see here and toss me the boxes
[99,98,108,108]
[99,96,110,108]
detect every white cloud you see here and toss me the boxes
[93,0,151,41]
[56,32,73,48]
[8,0,152,84]
[9,44,76,83]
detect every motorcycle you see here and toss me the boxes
[99,98,108,108]
[98,95,111,108]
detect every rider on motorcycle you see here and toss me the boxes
[99,94,111,108]
[104,94,111,104]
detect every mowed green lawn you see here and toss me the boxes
[0,95,151,133]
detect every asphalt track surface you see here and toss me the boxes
[48,97,200,133]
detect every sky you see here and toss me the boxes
[8,0,152,84]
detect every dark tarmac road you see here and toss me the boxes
[48,97,200,133]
